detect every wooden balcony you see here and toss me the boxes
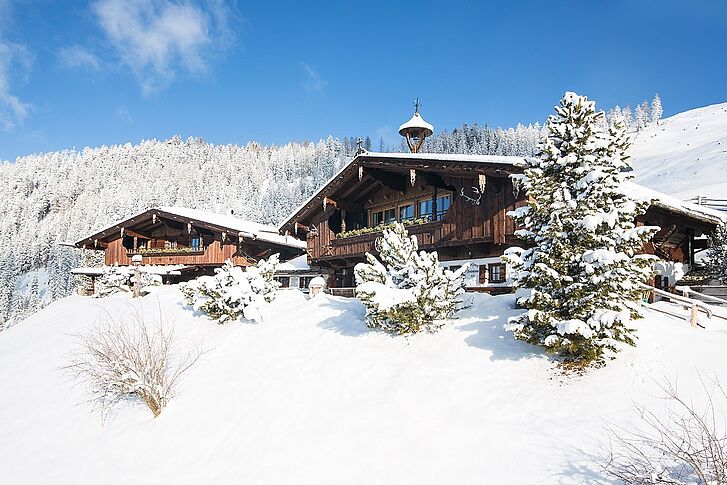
[320,221,443,260]
[126,246,206,257]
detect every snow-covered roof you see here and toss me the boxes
[156,207,306,249]
[77,207,306,250]
[362,151,530,165]
[398,112,434,137]
[623,181,727,225]
[276,254,311,272]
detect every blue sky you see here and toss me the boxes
[0,0,725,161]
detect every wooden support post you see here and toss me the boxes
[341,210,347,233]
[690,303,699,328]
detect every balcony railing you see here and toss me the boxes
[126,246,206,256]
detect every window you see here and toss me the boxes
[276,276,290,288]
[191,237,201,249]
[384,208,396,223]
[419,199,433,221]
[371,210,384,226]
[479,265,487,284]
[488,263,506,284]
[449,265,462,272]
[399,204,415,222]
[418,195,451,221]
[436,195,451,219]
[300,276,315,289]
[371,208,396,226]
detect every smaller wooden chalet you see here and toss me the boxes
[279,107,726,293]
[74,207,306,285]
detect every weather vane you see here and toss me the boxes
[414,97,421,113]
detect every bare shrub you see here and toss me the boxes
[66,309,200,421]
[603,378,727,484]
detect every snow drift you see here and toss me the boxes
[2,286,727,483]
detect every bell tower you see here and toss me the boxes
[398,98,434,153]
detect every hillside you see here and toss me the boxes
[630,102,727,198]
[1,286,726,483]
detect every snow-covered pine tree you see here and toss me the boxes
[354,222,467,335]
[651,94,663,125]
[634,103,649,131]
[503,92,659,366]
[706,222,727,283]
[180,254,280,323]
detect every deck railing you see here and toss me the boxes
[126,246,206,256]
[685,196,727,212]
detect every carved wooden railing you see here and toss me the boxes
[126,246,206,256]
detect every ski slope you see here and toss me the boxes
[631,102,727,199]
[1,286,727,484]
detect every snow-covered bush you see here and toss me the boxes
[706,222,727,283]
[354,222,467,334]
[503,92,659,366]
[65,312,199,420]
[95,265,162,298]
[603,380,727,483]
[179,255,280,323]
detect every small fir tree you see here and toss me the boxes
[706,222,727,283]
[354,222,467,335]
[650,94,663,125]
[503,92,659,366]
[180,254,280,323]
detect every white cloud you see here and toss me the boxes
[301,63,327,94]
[58,45,101,70]
[93,0,238,96]
[0,40,32,131]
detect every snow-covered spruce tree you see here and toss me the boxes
[503,92,659,366]
[354,222,467,335]
[180,254,280,323]
[706,222,727,283]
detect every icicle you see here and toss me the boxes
[410,169,416,186]
[323,197,327,210]
[94,239,98,248]
[222,231,227,242]
[187,222,192,234]
[120,227,124,238]
[152,213,157,224]
[478,174,487,193]
[358,165,363,181]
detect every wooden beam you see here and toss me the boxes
[368,169,406,192]
[323,196,338,210]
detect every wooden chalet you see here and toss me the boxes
[279,107,726,293]
[74,207,306,284]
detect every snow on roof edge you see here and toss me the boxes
[77,207,306,250]
[623,181,727,225]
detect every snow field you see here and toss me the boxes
[1,286,726,483]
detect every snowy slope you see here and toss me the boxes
[1,287,727,484]
[631,102,727,198]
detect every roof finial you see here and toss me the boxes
[399,99,434,153]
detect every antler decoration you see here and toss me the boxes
[460,187,482,206]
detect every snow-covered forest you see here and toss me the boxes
[0,96,663,329]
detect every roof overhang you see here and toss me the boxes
[75,207,306,252]
[278,151,528,233]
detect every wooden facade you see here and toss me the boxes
[280,152,723,291]
[76,208,306,279]
[280,153,529,288]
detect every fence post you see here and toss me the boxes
[690,303,698,328]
